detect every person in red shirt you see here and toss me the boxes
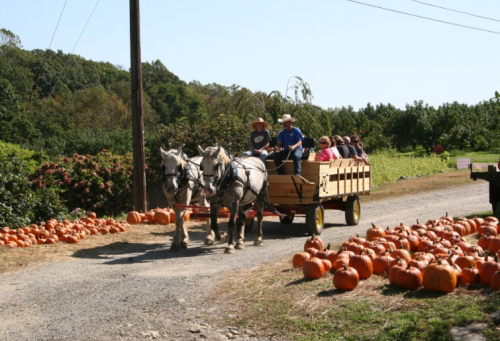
[315,136,334,161]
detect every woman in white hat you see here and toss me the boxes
[273,114,304,175]
[243,117,272,162]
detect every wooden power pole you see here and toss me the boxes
[129,0,147,213]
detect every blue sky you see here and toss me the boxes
[1,0,499,110]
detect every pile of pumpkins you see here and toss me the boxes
[126,208,187,225]
[126,207,230,225]
[0,212,130,248]
[293,213,500,292]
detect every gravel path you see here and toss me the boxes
[0,181,491,341]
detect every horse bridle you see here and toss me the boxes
[201,156,225,187]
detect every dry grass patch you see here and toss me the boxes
[206,255,500,341]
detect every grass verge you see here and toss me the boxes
[205,257,500,341]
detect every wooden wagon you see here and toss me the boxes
[260,157,372,235]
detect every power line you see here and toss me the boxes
[346,0,500,35]
[48,0,68,49]
[71,0,100,54]
[409,0,500,23]
[27,0,101,139]
[27,0,68,104]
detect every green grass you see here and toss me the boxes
[370,152,449,188]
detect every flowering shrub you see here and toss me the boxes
[29,150,134,216]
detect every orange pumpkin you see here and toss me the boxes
[333,265,359,291]
[302,257,325,279]
[126,211,142,225]
[292,252,311,268]
[303,235,325,252]
[154,210,171,225]
[423,259,457,293]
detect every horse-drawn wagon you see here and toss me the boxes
[260,157,372,235]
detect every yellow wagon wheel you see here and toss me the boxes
[305,204,324,235]
[345,196,361,226]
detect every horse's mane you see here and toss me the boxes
[205,146,231,164]
[162,149,186,168]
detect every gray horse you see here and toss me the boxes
[160,147,226,251]
[197,145,268,254]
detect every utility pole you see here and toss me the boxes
[130,0,147,213]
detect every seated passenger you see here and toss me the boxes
[315,136,334,161]
[333,135,349,159]
[329,136,342,159]
[274,114,303,175]
[243,117,271,162]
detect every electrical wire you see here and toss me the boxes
[26,0,100,139]
[346,0,500,35]
[409,0,500,23]
[26,0,68,105]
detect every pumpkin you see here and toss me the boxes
[423,259,457,293]
[321,259,332,272]
[302,257,325,279]
[154,210,171,225]
[479,254,500,286]
[366,223,385,241]
[372,252,393,276]
[454,253,477,270]
[87,212,97,219]
[460,264,479,286]
[333,265,359,291]
[316,243,333,260]
[390,246,411,264]
[488,236,500,254]
[491,271,500,290]
[348,251,373,280]
[395,264,423,290]
[304,235,325,252]
[126,211,142,225]
[408,257,428,275]
[292,252,311,268]
[388,259,406,285]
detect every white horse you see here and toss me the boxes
[197,145,268,254]
[160,147,226,251]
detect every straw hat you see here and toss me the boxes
[250,117,269,130]
[278,114,297,124]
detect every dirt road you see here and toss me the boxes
[0,181,491,341]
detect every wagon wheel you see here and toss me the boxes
[244,217,254,233]
[345,196,360,226]
[279,214,295,224]
[305,204,324,235]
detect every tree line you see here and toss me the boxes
[1,28,499,159]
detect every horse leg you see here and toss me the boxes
[253,202,264,246]
[224,203,238,254]
[170,211,182,252]
[177,207,189,249]
[235,207,246,250]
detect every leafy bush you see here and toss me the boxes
[33,128,133,157]
[0,157,67,228]
[0,141,47,173]
[29,150,134,216]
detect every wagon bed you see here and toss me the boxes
[264,157,372,235]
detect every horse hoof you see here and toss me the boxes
[235,242,245,250]
[204,238,214,245]
[224,246,235,254]
[181,242,188,249]
[253,240,263,246]
[218,232,228,242]
[170,244,181,252]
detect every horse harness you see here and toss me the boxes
[162,157,204,204]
